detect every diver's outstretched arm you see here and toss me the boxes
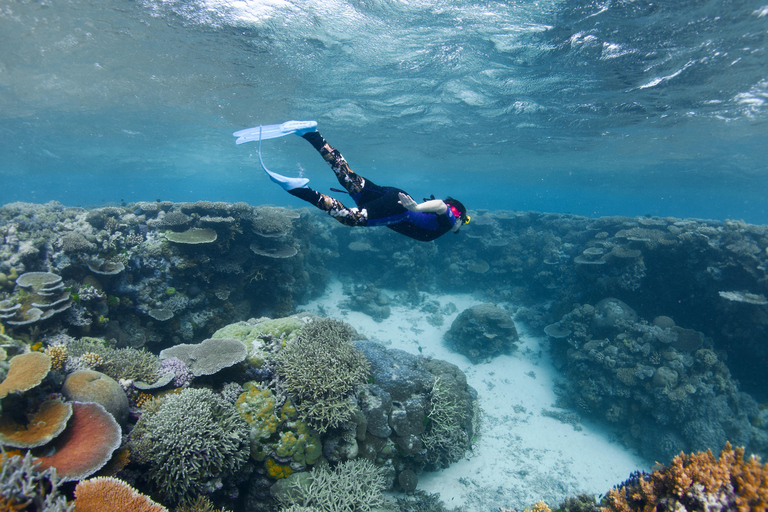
[398,193,449,215]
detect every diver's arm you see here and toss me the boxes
[398,193,448,214]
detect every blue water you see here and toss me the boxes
[2,0,767,221]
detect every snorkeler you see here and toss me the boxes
[233,121,470,242]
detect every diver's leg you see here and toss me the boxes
[289,187,368,227]
[301,132,380,196]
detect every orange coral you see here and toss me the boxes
[36,402,122,482]
[74,476,168,512]
[604,442,768,512]
[0,352,52,398]
[0,398,72,448]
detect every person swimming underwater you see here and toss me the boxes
[233,121,470,242]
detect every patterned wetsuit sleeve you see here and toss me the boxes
[288,187,368,227]
[302,132,365,195]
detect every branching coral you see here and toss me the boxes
[0,450,73,512]
[421,377,470,468]
[273,459,386,512]
[129,387,250,504]
[604,442,768,511]
[276,318,368,432]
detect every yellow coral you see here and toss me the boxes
[45,345,68,371]
[135,393,154,409]
[235,382,279,439]
[265,458,293,479]
[80,352,104,369]
[524,501,551,512]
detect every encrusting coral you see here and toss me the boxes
[74,476,168,512]
[604,442,768,511]
[276,318,368,432]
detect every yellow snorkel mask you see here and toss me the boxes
[463,214,471,225]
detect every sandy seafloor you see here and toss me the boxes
[299,279,649,511]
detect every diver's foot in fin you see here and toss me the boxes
[264,168,309,191]
[233,120,317,144]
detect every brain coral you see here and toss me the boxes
[130,387,250,504]
[62,369,130,424]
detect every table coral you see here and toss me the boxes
[604,442,768,511]
[0,351,51,398]
[36,401,122,482]
[0,398,72,448]
[74,476,168,512]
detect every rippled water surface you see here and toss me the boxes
[1,0,767,220]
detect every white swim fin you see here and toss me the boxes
[255,126,309,191]
[233,120,317,145]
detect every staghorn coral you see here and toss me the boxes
[276,318,368,432]
[73,476,167,512]
[421,376,471,468]
[129,387,250,504]
[604,442,768,511]
[272,459,386,512]
[0,450,73,512]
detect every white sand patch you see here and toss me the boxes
[298,279,649,510]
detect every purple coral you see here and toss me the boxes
[160,357,194,388]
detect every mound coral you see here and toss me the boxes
[604,442,768,511]
[276,318,368,432]
[0,398,72,448]
[0,351,52,398]
[36,402,122,481]
[272,459,386,512]
[62,369,129,424]
[129,387,249,504]
[74,476,167,512]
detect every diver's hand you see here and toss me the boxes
[398,193,418,211]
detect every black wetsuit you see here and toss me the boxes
[288,132,457,242]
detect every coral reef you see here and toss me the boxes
[270,459,386,512]
[129,387,250,504]
[276,318,369,432]
[604,442,768,511]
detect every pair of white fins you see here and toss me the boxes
[233,120,318,191]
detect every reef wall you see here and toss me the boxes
[2,201,768,466]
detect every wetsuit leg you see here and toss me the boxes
[288,187,368,227]
[301,132,388,203]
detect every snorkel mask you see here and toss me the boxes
[448,204,470,226]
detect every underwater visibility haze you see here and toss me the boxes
[1,0,768,221]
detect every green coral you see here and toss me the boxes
[236,382,280,442]
[276,318,368,433]
[129,388,250,504]
[236,383,322,469]
[212,315,310,367]
[272,459,386,512]
[421,377,472,468]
